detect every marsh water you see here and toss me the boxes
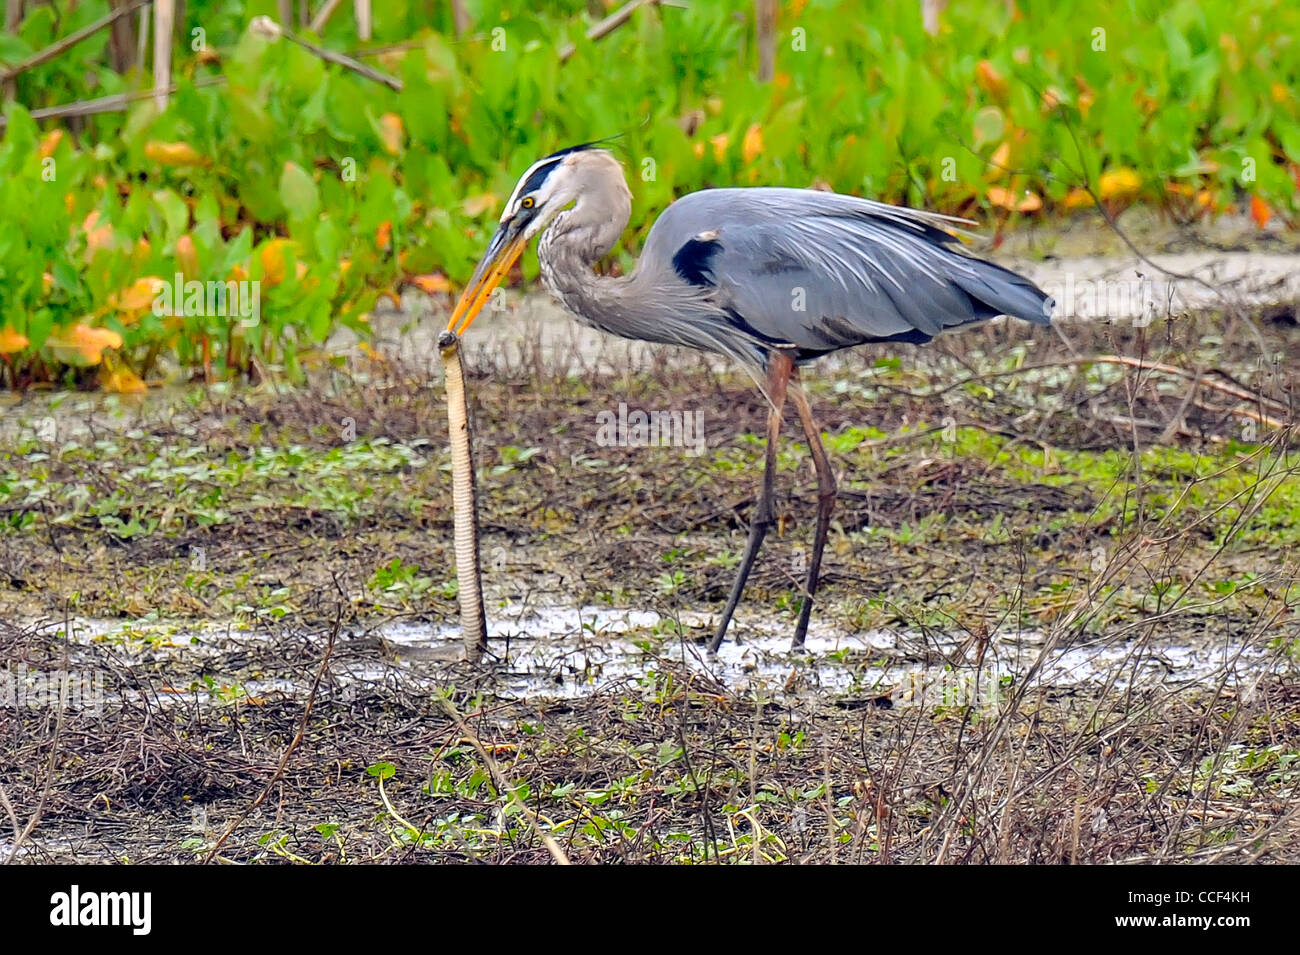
[18,603,1277,714]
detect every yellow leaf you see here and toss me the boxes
[410,273,452,295]
[176,235,199,277]
[0,326,29,355]
[144,141,206,166]
[742,123,763,163]
[1250,196,1272,229]
[1063,188,1094,210]
[108,277,165,317]
[46,323,123,367]
[986,186,1040,213]
[1074,73,1095,117]
[82,210,115,259]
[988,141,1012,177]
[986,186,1018,210]
[1098,168,1142,201]
[39,129,63,159]
[100,357,148,394]
[710,133,730,162]
[976,60,1008,101]
[379,113,404,155]
[260,239,299,285]
[86,226,115,258]
[1016,191,1043,213]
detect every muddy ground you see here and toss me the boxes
[1,220,1299,863]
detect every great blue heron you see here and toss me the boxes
[448,142,1052,651]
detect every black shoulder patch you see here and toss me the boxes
[672,235,723,286]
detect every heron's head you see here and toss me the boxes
[447,143,626,335]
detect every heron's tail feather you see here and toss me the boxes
[951,255,1054,326]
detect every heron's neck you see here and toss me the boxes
[537,188,634,329]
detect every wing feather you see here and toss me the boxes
[643,188,1051,355]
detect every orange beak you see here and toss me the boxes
[446,227,529,337]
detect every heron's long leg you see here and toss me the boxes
[789,374,837,648]
[708,352,794,653]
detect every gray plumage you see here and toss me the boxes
[524,150,1051,370]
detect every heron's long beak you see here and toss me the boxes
[447,222,528,336]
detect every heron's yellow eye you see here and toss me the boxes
[521,197,535,209]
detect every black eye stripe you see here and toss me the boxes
[517,158,562,199]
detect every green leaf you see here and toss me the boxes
[0,34,33,65]
[219,227,254,274]
[152,189,189,242]
[299,80,330,133]
[279,161,320,221]
[972,106,1005,149]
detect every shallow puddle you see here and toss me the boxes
[379,604,1274,701]
[16,603,1277,712]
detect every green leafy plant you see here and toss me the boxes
[2,0,1297,389]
